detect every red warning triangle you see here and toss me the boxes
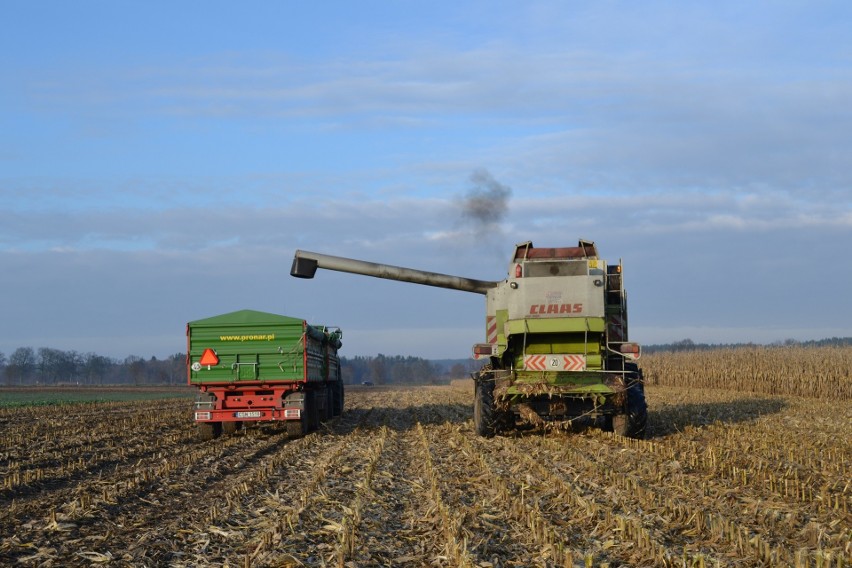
[199,348,219,366]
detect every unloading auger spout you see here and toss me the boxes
[290,250,501,295]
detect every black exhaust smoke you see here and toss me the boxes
[462,169,512,234]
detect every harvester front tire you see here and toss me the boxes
[221,421,238,436]
[474,379,500,438]
[599,414,614,432]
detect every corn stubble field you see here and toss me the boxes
[1,347,850,567]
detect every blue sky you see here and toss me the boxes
[2,1,851,360]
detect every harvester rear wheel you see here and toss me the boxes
[197,422,221,441]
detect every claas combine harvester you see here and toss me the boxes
[291,240,647,438]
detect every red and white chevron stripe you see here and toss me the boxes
[524,355,547,371]
[562,355,586,371]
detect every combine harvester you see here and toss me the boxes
[291,240,647,438]
[187,310,343,440]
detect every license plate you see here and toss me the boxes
[234,411,262,418]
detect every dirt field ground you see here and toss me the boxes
[0,383,849,567]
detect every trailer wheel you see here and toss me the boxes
[197,422,221,441]
[334,380,344,416]
[305,390,320,432]
[221,421,239,436]
[330,380,343,417]
[286,419,307,438]
[318,386,330,423]
[613,363,647,439]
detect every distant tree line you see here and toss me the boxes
[0,347,474,387]
[643,337,852,354]
[340,354,466,385]
[0,347,185,386]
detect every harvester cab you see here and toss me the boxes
[291,240,647,438]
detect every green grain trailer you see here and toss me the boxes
[291,240,647,438]
[187,309,343,440]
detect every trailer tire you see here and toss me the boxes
[305,390,320,432]
[197,422,221,441]
[613,363,647,439]
[325,384,334,419]
[317,387,330,423]
[286,419,307,438]
[221,421,238,436]
[332,380,344,416]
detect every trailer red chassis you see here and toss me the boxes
[193,382,308,422]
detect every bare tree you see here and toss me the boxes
[367,355,387,385]
[83,352,112,385]
[6,347,36,385]
[166,353,185,384]
[124,355,146,385]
